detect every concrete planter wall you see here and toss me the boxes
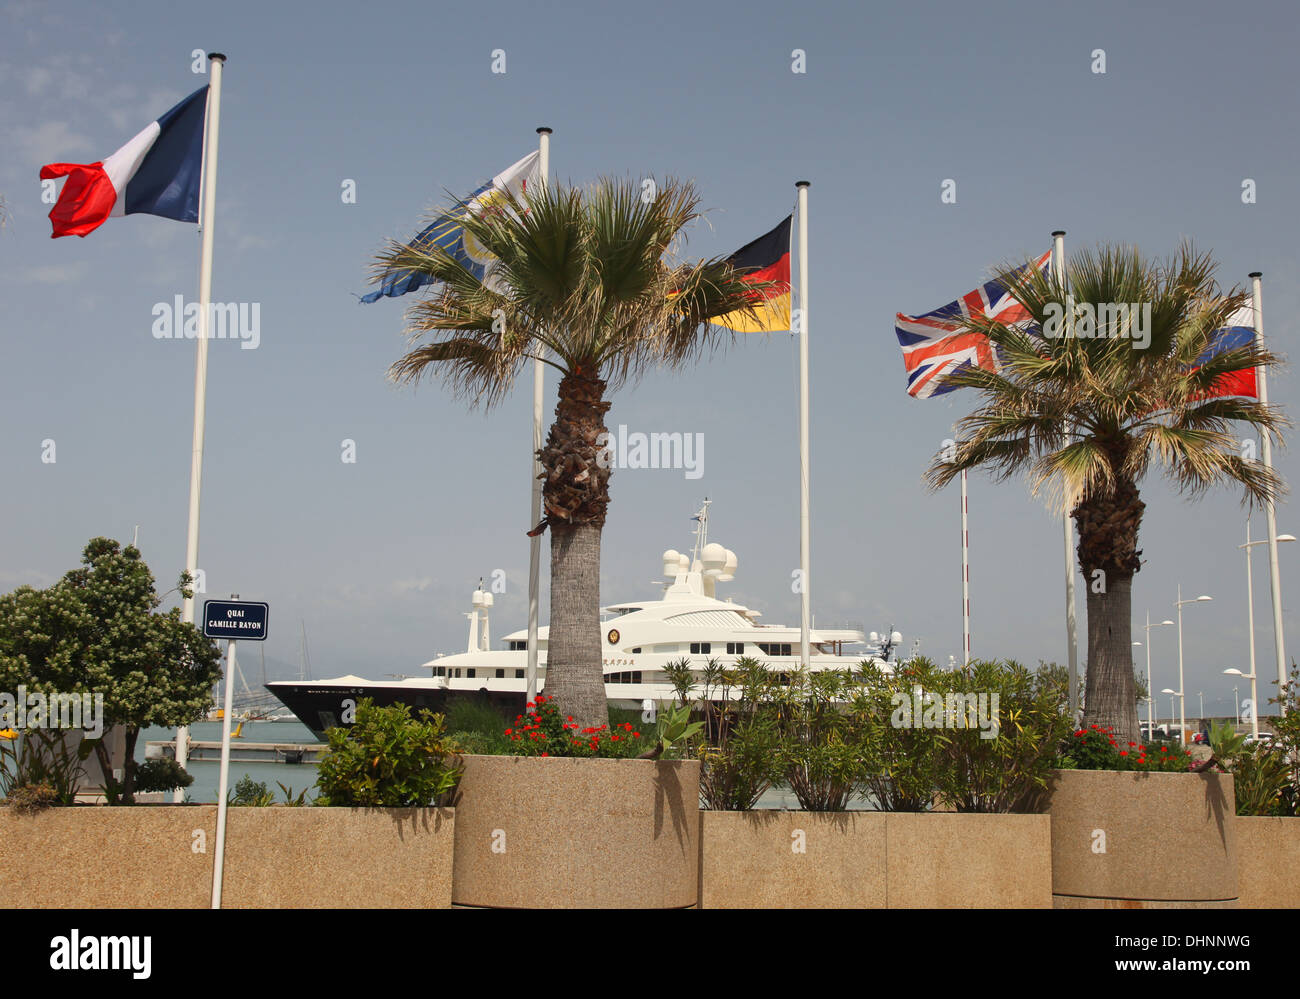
[1235,816,1300,908]
[1046,769,1237,908]
[450,755,700,908]
[223,807,454,908]
[0,806,217,907]
[0,806,454,908]
[699,810,1051,908]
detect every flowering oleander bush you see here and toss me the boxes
[315,698,462,807]
[1057,724,1194,772]
[505,695,648,759]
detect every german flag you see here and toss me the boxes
[713,215,792,333]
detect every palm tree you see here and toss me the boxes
[926,243,1287,744]
[373,177,773,727]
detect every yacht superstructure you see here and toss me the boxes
[268,502,894,738]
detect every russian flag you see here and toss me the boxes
[40,86,208,239]
[1190,305,1258,401]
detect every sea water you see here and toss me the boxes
[134,719,323,803]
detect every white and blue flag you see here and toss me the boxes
[362,150,540,303]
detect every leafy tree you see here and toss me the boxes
[0,538,222,803]
[373,178,772,728]
[927,244,1287,745]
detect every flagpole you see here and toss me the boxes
[175,52,225,798]
[961,468,970,666]
[1251,272,1288,713]
[796,181,811,669]
[1052,229,1080,717]
[526,127,550,707]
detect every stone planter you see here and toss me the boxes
[0,806,216,907]
[0,806,455,908]
[1235,816,1300,908]
[700,811,886,908]
[450,755,699,908]
[223,807,454,908]
[698,810,1051,908]
[1045,769,1237,908]
[886,812,1051,908]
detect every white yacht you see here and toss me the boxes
[268,502,897,738]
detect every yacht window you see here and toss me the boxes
[727,642,745,655]
[515,669,524,679]
[467,669,476,679]
[495,668,504,679]
[631,647,641,654]
[690,642,712,654]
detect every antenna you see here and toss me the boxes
[689,498,711,564]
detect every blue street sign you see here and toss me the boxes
[203,600,269,641]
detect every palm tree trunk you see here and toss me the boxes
[545,521,608,728]
[538,369,611,729]
[1082,577,1139,745]
[1074,476,1144,746]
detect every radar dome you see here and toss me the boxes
[663,550,682,578]
[702,543,727,575]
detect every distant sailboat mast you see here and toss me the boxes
[299,621,312,682]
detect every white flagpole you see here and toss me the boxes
[796,181,811,669]
[1251,272,1288,713]
[175,52,225,798]
[526,127,550,707]
[1052,229,1080,717]
[961,468,970,666]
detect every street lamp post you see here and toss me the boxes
[1140,613,1174,738]
[1225,667,1259,741]
[1162,689,1179,734]
[1240,520,1295,734]
[1175,586,1213,745]
[1233,685,1240,724]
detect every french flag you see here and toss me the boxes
[40,86,208,238]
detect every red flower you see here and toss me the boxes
[1120,750,1128,756]
[541,752,549,757]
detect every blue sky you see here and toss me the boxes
[2,0,1297,718]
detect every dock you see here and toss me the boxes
[145,740,324,764]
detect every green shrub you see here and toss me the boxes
[315,698,462,807]
[931,660,1073,812]
[230,775,275,806]
[773,668,865,811]
[134,758,194,794]
[0,729,89,805]
[444,696,507,736]
[852,657,951,811]
[690,658,783,810]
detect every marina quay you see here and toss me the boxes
[1,0,1296,982]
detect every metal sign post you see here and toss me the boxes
[203,597,268,909]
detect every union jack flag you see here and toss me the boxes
[895,251,1052,399]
